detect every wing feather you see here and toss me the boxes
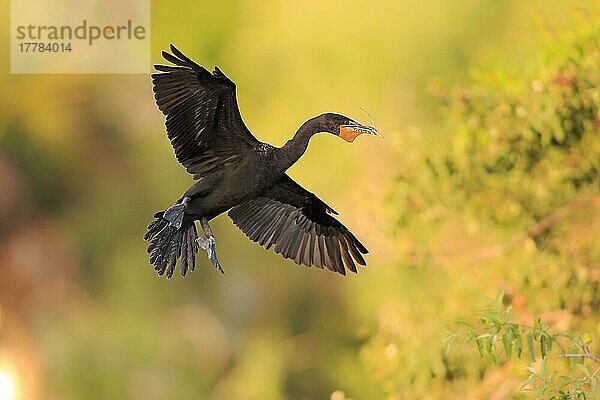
[152,44,260,179]
[228,174,368,275]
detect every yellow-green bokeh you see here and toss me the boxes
[0,1,598,399]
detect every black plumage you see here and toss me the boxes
[145,44,380,277]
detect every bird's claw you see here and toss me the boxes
[196,236,224,274]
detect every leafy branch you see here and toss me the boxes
[447,293,599,399]
[522,360,599,400]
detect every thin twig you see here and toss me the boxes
[560,353,600,363]
[432,193,600,265]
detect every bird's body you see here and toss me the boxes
[181,147,277,218]
[145,45,380,278]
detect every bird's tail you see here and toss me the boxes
[144,209,199,278]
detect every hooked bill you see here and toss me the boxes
[339,121,380,142]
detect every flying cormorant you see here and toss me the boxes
[145,45,380,277]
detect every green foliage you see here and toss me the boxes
[365,13,599,400]
[449,293,600,399]
[402,15,599,229]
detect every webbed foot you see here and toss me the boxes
[196,235,224,274]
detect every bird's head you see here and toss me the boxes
[317,113,381,142]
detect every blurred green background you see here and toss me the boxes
[0,1,598,399]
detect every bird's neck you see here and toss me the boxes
[276,117,323,171]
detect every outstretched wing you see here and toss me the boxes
[152,44,260,179]
[228,174,368,275]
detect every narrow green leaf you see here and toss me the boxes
[502,332,512,358]
[491,317,501,332]
[575,363,591,378]
[506,323,515,337]
[527,332,536,362]
[455,320,472,328]
[497,291,504,307]
[541,357,548,375]
[485,335,493,355]
[525,367,537,374]
[505,305,512,320]
[515,334,523,358]
[476,337,484,357]
[540,334,547,359]
[533,317,542,339]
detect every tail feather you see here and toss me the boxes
[145,211,198,278]
[164,203,186,229]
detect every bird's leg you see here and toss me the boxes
[196,218,224,274]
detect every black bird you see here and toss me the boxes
[144,45,380,278]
